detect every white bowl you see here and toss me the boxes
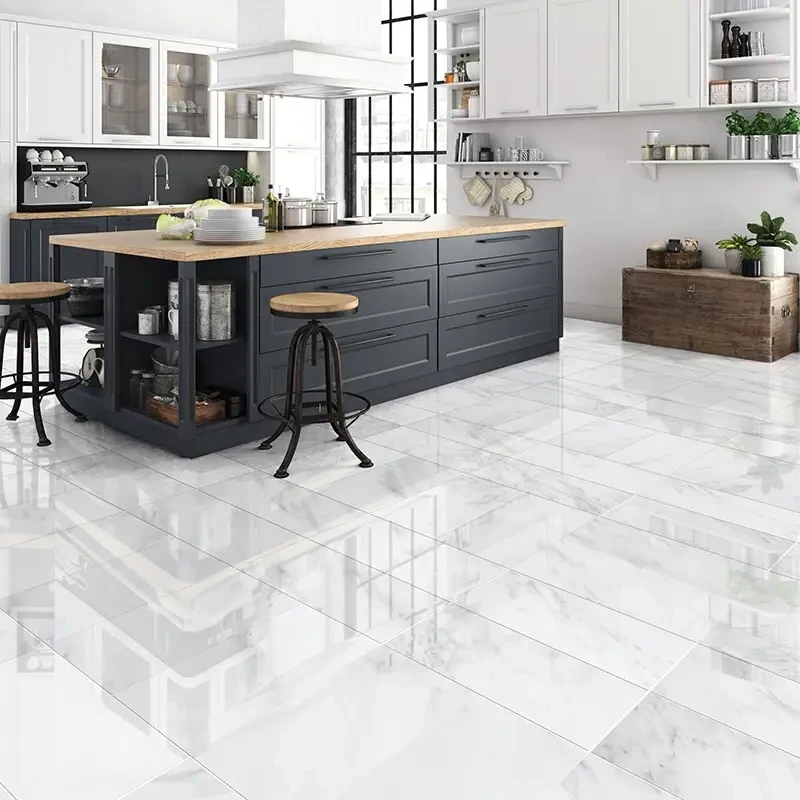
[460,26,479,46]
[466,61,480,82]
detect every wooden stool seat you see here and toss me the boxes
[270,292,358,318]
[0,282,70,303]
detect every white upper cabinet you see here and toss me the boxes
[18,24,92,144]
[159,41,218,147]
[549,0,619,115]
[219,92,270,150]
[0,21,12,142]
[93,33,159,146]
[485,0,548,119]
[620,0,700,111]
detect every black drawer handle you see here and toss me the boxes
[319,276,396,291]
[477,304,530,321]
[321,249,396,260]
[475,258,531,270]
[475,235,531,244]
[339,333,396,350]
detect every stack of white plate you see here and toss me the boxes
[194,208,266,244]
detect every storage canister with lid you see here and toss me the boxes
[197,281,236,342]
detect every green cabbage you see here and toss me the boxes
[156,214,196,240]
[156,214,184,232]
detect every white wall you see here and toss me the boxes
[447,113,800,324]
[0,0,237,43]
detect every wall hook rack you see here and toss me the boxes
[446,160,569,181]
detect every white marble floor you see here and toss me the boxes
[2,320,800,799]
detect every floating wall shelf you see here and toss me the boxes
[628,159,800,182]
[709,6,791,23]
[445,160,570,180]
[708,54,790,67]
[435,44,480,55]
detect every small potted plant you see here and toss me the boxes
[747,211,798,277]
[740,243,763,278]
[233,167,260,203]
[749,111,776,160]
[715,233,754,275]
[778,108,800,160]
[726,110,750,160]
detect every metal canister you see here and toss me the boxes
[694,144,710,161]
[641,145,654,161]
[664,145,678,161]
[676,144,694,161]
[167,280,179,312]
[197,281,236,341]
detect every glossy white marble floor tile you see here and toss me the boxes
[5,320,800,799]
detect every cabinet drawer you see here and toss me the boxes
[260,265,437,353]
[260,239,437,287]
[439,296,559,370]
[258,320,437,401]
[439,228,559,264]
[440,252,558,317]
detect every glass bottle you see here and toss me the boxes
[128,369,144,410]
[140,371,155,408]
[264,183,278,232]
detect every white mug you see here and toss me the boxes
[168,308,179,340]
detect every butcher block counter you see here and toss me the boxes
[45,215,565,457]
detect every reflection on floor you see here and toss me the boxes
[2,319,800,799]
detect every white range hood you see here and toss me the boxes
[210,0,411,99]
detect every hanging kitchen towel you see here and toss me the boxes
[463,175,491,206]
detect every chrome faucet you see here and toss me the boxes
[149,154,170,206]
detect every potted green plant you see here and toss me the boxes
[726,110,750,160]
[716,233,754,275]
[747,211,798,277]
[778,108,800,160]
[740,243,764,278]
[749,111,776,160]
[233,167,260,203]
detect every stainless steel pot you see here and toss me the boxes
[283,198,313,228]
[312,193,338,226]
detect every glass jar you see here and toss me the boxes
[128,369,144,410]
[140,371,156,408]
[646,130,661,146]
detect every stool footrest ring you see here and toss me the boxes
[257,389,371,429]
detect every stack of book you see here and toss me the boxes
[454,132,490,162]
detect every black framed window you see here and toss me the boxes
[345,0,447,217]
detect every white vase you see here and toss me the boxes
[761,246,785,277]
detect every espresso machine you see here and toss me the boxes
[22,160,92,211]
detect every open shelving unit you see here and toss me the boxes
[443,160,571,181]
[120,329,243,350]
[702,2,795,108]
[628,158,800,181]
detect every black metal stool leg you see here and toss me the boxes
[26,310,50,447]
[322,326,346,441]
[37,310,86,423]
[274,327,313,479]
[259,323,307,451]
[321,326,373,469]
[6,313,27,422]
[0,311,19,380]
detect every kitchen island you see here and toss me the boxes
[49,215,565,457]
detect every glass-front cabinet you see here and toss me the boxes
[159,41,218,146]
[218,91,270,149]
[92,33,158,145]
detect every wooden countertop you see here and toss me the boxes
[49,216,566,262]
[10,203,262,221]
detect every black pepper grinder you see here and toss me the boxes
[721,19,731,59]
[730,25,742,58]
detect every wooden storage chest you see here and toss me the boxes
[622,267,799,362]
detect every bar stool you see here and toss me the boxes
[257,291,373,479]
[0,282,86,447]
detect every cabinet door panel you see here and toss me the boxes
[0,21,12,143]
[549,0,619,115]
[485,0,548,119]
[31,218,107,282]
[18,24,92,144]
[620,0,700,111]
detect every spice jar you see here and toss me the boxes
[676,144,694,161]
[694,144,710,161]
[664,145,678,161]
[139,371,155,408]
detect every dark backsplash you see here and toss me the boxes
[16,147,248,209]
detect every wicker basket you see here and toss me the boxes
[646,249,703,270]
[146,396,226,426]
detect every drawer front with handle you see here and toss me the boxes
[260,240,437,287]
[439,228,559,265]
[440,252,559,318]
[260,266,437,353]
[258,320,437,400]
[439,296,559,370]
